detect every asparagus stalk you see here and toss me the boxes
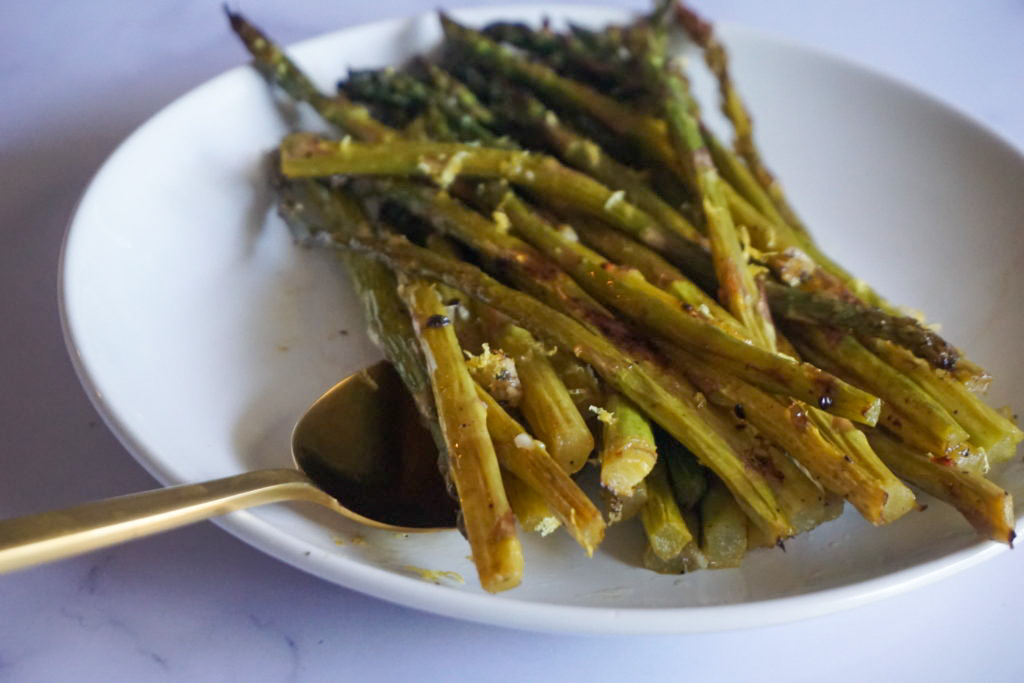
[475,385,605,554]
[481,20,640,97]
[700,477,749,568]
[399,277,522,592]
[766,284,960,370]
[865,430,1016,544]
[657,431,708,510]
[492,322,595,474]
[640,26,777,352]
[226,9,395,143]
[792,327,970,456]
[599,394,659,497]
[484,83,705,245]
[423,233,487,354]
[641,457,696,561]
[343,232,794,538]
[606,480,649,524]
[570,216,737,334]
[865,339,1023,463]
[423,62,500,128]
[502,469,561,536]
[642,538,708,574]
[674,4,794,229]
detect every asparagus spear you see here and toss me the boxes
[481,82,705,246]
[481,20,641,97]
[340,231,794,538]
[226,9,394,143]
[792,327,970,457]
[700,477,748,568]
[866,430,1016,544]
[423,233,487,354]
[639,24,778,352]
[502,469,560,537]
[606,480,649,524]
[641,457,696,561]
[642,538,708,574]
[570,216,734,333]
[475,385,605,554]
[423,62,500,128]
[766,284,960,370]
[399,277,522,592]
[491,322,595,474]
[657,431,708,510]
[674,3,794,230]
[865,339,1023,463]
[599,394,659,497]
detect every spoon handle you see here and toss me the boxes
[0,469,336,574]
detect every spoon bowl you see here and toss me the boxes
[0,361,457,574]
[291,360,457,530]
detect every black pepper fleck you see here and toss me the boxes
[426,314,451,328]
[733,403,746,420]
[817,395,833,410]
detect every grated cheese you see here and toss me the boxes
[603,190,626,212]
[589,405,617,425]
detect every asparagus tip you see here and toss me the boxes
[223,4,244,32]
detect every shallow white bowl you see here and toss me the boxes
[60,4,1024,633]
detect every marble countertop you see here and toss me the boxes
[1,1,1021,680]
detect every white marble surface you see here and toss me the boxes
[1,1,1021,680]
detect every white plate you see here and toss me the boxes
[60,4,1024,633]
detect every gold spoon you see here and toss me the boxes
[0,361,457,574]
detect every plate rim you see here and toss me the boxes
[58,3,1022,634]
